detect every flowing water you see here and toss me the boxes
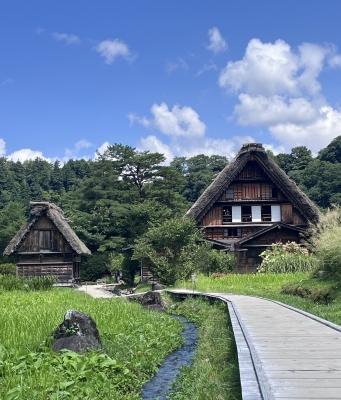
[141,316,198,400]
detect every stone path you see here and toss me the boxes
[77,284,115,298]
[168,290,341,400]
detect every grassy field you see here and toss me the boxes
[0,288,183,400]
[175,272,341,325]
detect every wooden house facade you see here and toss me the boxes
[185,143,320,273]
[4,202,91,284]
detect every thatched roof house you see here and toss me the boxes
[4,202,91,283]
[186,143,320,272]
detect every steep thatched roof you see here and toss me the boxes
[4,202,91,256]
[185,143,320,224]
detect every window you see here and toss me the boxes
[39,230,51,250]
[224,228,242,237]
[242,206,252,222]
[261,205,272,221]
[222,206,232,223]
[226,188,234,199]
[270,188,278,198]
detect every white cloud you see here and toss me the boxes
[196,60,217,76]
[165,57,188,74]
[219,38,341,151]
[130,102,271,162]
[93,39,135,64]
[270,106,341,152]
[8,149,51,162]
[0,139,6,156]
[206,27,227,54]
[235,94,319,126]
[52,32,81,45]
[64,139,93,160]
[138,135,174,161]
[94,141,110,158]
[130,102,206,138]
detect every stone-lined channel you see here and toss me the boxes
[141,316,198,400]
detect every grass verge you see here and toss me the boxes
[168,295,241,400]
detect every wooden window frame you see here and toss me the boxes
[226,188,234,199]
[222,205,232,223]
[224,228,242,238]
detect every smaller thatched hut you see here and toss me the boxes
[3,202,91,284]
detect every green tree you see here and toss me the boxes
[133,218,205,285]
[318,135,341,163]
[0,202,27,262]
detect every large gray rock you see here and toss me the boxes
[53,310,102,352]
[152,282,165,291]
[140,291,165,312]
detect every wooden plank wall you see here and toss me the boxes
[17,264,73,280]
[19,216,71,253]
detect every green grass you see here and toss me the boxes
[175,273,341,325]
[169,296,241,400]
[0,288,184,399]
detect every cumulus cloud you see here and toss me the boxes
[219,38,341,152]
[52,32,81,45]
[94,141,110,158]
[0,139,6,156]
[129,102,206,138]
[165,57,188,74]
[129,102,276,161]
[138,135,174,162]
[93,39,135,64]
[8,149,50,162]
[206,27,227,54]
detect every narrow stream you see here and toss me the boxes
[141,316,198,400]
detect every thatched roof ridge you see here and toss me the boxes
[185,143,320,223]
[4,202,91,256]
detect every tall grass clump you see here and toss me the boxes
[0,275,25,291]
[306,205,341,279]
[25,275,56,291]
[257,242,319,274]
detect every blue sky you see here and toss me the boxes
[1,1,341,163]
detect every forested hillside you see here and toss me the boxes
[1,138,341,279]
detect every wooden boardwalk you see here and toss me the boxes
[168,290,341,400]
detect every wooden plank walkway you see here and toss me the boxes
[168,290,341,400]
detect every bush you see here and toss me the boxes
[258,242,318,273]
[81,253,111,282]
[281,282,338,304]
[0,263,16,275]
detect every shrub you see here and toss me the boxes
[81,253,111,282]
[258,242,318,274]
[0,263,16,275]
[281,283,338,304]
